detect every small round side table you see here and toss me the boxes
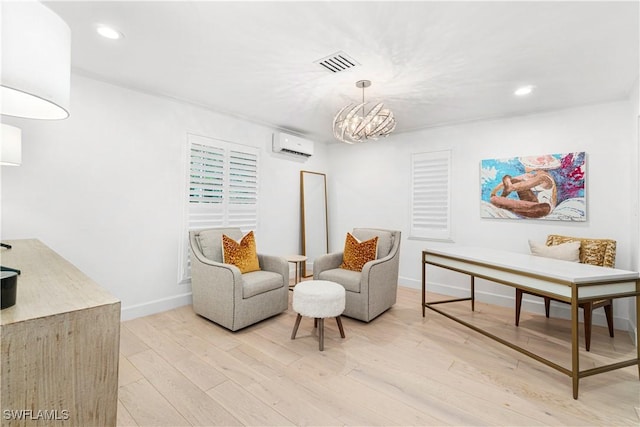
[285,255,307,289]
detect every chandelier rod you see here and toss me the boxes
[356,80,371,116]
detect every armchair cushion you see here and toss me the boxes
[529,239,580,262]
[197,228,242,262]
[222,231,260,273]
[317,267,361,293]
[340,232,378,272]
[243,270,283,298]
[353,228,393,258]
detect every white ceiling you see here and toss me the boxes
[45,1,639,144]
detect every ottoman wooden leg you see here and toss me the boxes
[318,318,324,351]
[336,316,345,338]
[291,313,302,340]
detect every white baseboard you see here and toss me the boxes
[120,292,193,321]
[398,275,631,332]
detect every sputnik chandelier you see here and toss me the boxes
[332,80,396,144]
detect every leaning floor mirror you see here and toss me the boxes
[300,170,328,277]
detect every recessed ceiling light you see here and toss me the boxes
[96,24,123,40]
[514,85,535,96]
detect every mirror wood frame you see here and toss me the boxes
[300,170,329,277]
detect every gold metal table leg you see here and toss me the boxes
[636,280,640,379]
[571,283,579,399]
[422,251,426,317]
[471,275,475,312]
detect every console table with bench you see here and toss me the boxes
[421,246,640,399]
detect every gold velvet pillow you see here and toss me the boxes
[340,232,378,272]
[580,240,608,266]
[222,231,261,273]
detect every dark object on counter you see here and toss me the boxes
[1,270,18,309]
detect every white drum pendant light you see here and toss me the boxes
[1,0,71,120]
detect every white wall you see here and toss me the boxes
[2,73,637,331]
[1,74,329,320]
[327,100,637,330]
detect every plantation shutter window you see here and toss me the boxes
[410,150,452,241]
[180,134,259,282]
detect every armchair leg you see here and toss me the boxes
[583,302,593,352]
[544,297,551,318]
[291,314,302,340]
[515,289,523,326]
[604,303,614,337]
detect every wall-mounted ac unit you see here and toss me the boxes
[272,132,314,157]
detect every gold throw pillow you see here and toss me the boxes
[222,231,261,274]
[340,232,378,272]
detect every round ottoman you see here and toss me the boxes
[291,280,346,351]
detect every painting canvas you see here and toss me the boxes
[480,152,586,221]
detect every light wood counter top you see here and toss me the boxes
[1,239,119,325]
[0,239,120,426]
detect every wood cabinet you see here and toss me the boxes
[1,240,120,426]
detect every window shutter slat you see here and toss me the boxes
[229,150,258,205]
[189,142,225,204]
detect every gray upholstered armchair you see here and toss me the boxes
[189,227,289,331]
[314,228,401,322]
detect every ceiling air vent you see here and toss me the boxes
[314,51,359,73]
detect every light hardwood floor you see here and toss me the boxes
[117,286,640,426]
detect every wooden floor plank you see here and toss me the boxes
[162,307,242,351]
[118,378,190,427]
[207,380,295,426]
[233,325,303,366]
[273,369,397,426]
[127,349,242,426]
[122,317,192,363]
[116,400,138,427]
[318,370,446,426]
[163,324,273,387]
[118,354,144,387]
[244,375,345,426]
[119,323,150,357]
[171,352,228,392]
